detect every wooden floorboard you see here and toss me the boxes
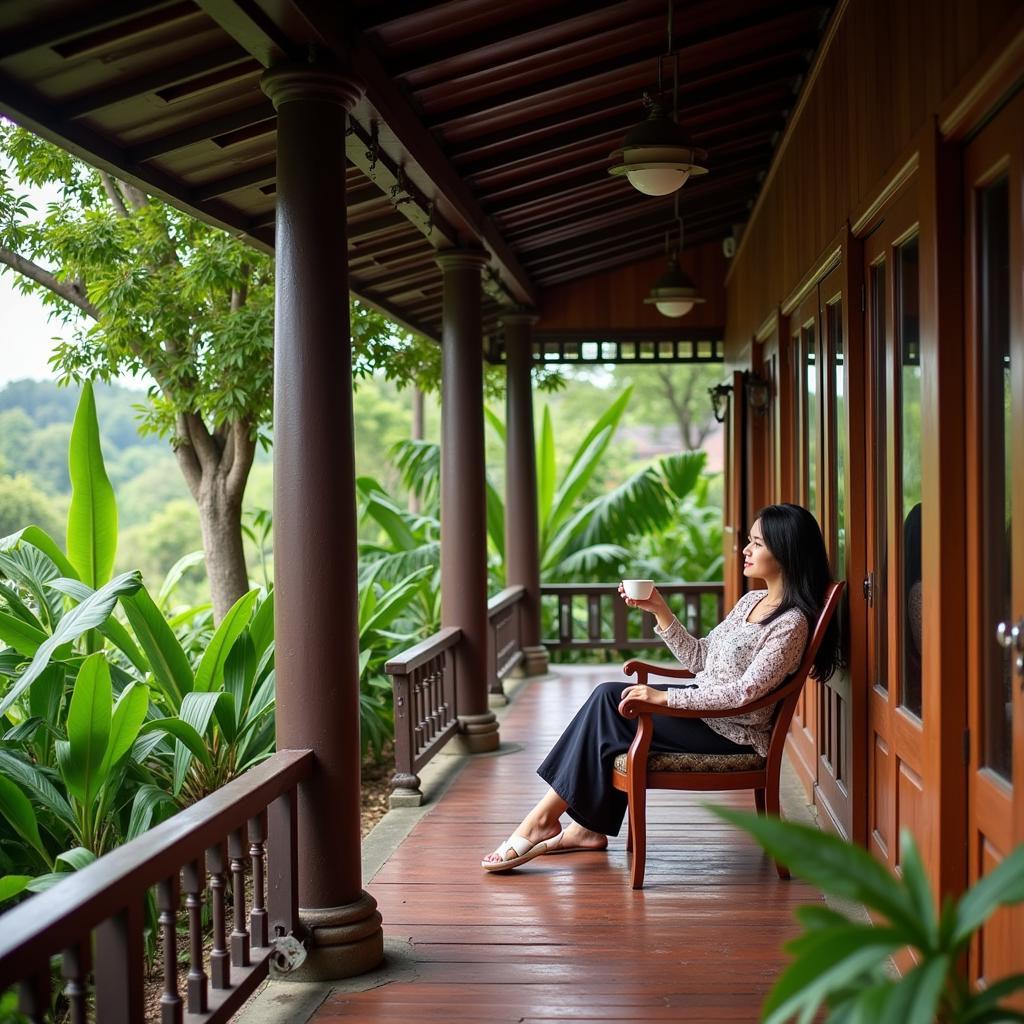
[312,665,824,1024]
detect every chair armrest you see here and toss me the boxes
[622,659,695,682]
[618,671,810,720]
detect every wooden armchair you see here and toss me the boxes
[613,581,844,889]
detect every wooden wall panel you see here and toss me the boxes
[536,240,727,332]
[724,0,1022,360]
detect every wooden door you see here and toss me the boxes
[963,88,1024,988]
[815,261,854,837]
[786,289,822,797]
[862,181,927,872]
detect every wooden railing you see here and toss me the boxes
[0,748,312,1024]
[541,583,725,652]
[487,584,526,700]
[386,627,461,806]
[387,587,530,804]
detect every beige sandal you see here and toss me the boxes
[481,832,551,872]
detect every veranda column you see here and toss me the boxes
[502,312,549,677]
[438,250,500,752]
[261,63,382,980]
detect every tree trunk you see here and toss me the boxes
[197,476,249,621]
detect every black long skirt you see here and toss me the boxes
[536,681,754,837]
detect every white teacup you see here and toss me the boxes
[622,579,655,600]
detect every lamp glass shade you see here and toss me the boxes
[625,166,690,196]
[654,298,696,317]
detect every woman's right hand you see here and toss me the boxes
[617,583,672,628]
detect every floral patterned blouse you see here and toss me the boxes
[653,590,810,756]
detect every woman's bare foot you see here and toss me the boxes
[544,821,608,853]
[481,815,561,867]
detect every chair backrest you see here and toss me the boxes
[766,580,845,762]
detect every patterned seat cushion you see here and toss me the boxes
[613,751,767,774]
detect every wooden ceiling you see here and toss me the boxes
[0,0,833,343]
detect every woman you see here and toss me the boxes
[481,502,840,872]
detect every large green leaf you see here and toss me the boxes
[658,450,707,501]
[537,406,556,540]
[47,577,149,675]
[55,847,96,871]
[126,784,177,840]
[357,479,420,551]
[546,424,615,536]
[66,381,118,589]
[138,717,212,777]
[897,829,938,950]
[0,581,44,632]
[711,806,923,940]
[0,571,142,719]
[0,775,51,868]
[120,586,193,705]
[0,610,48,658]
[483,404,506,442]
[173,691,230,793]
[0,875,32,903]
[64,652,112,807]
[0,526,78,581]
[0,750,75,831]
[485,474,505,562]
[389,438,441,510]
[194,589,257,692]
[248,591,274,662]
[360,567,432,639]
[156,550,205,610]
[952,843,1024,946]
[97,681,149,780]
[763,925,905,1024]
[874,956,950,1024]
[960,973,1024,1022]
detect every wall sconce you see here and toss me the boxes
[743,370,770,416]
[708,383,732,423]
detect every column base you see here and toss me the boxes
[284,892,383,981]
[452,710,500,753]
[520,645,550,676]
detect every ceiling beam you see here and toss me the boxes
[129,103,276,162]
[0,68,271,254]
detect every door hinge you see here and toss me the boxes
[862,572,874,606]
[962,729,970,766]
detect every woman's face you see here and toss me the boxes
[742,518,782,582]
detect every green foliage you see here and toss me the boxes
[0,474,65,539]
[712,807,1024,1024]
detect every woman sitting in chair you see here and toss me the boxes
[481,502,840,872]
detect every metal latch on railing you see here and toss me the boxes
[269,932,307,974]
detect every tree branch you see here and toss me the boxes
[173,413,203,498]
[115,178,149,213]
[0,245,99,320]
[225,420,255,501]
[98,171,129,218]
[182,412,220,475]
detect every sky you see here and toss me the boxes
[0,276,74,386]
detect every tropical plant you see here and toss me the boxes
[0,125,442,619]
[713,806,1024,1024]
[0,383,276,906]
[389,388,715,584]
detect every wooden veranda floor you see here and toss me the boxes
[314,665,825,1023]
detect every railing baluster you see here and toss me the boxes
[249,810,269,948]
[61,941,89,1024]
[157,875,183,1024]
[94,903,144,1023]
[267,787,300,939]
[183,858,208,1013]
[559,595,572,644]
[229,827,251,967]
[207,842,231,988]
[587,595,600,641]
[17,969,49,1024]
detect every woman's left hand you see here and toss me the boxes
[620,684,669,706]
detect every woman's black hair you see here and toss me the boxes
[753,502,841,682]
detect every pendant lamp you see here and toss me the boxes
[644,193,705,318]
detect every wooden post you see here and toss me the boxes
[261,61,383,980]
[437,250,500,752]
[502,312,549,677]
